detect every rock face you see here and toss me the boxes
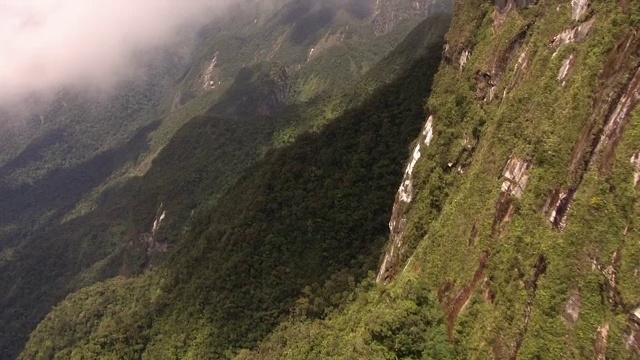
[595,324,611,360]
[571,0,589,20]
[632,151,640,187]
[494,157,531,226]
[550,18,595,54]
[558,54,575,85]
[377,116,434,284]
[203,52,220,91]
[564,290,582,324]
[500,157,531,199]
[377,0,640,357]
[459,49,471,70]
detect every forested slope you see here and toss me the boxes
[243,0,640,358]
[17,13,451,360]
[0,1,452,357]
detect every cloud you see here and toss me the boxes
[0,0,233,104]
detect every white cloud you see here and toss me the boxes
[0,0,231,104]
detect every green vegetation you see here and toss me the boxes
[20,0,640,357]
[243,0,640,358]
[19,21,447,358]
[237,275,455,360]
[0,1,451,357]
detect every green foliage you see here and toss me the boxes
[239,275,455,360]
[18,15,448,359]
[0,4,449,358]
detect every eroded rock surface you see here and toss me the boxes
[377,116,434,284]
[550,18,595,55]
[630,151,639,187]
[571,0,589,21]
[501,157,531,199]
[558,54,575,85]
[460,49,471,70]
[564,290,582,324]
[595,324,610,360]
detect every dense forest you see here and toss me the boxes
[5,0,640,358]
[19,16,449,359]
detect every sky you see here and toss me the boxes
[0,0,233,104]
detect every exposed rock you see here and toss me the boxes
[544,188,572,230]
[203,52,220,91]
[441,252,489,335]
[634,308,640,323]
[476,71,497,101]
[152,211,166,235]
[558,54,575,85]
[630,151,640,187]
[460,49,471,70]
[571,0,589,21]
[550,18,595,55]
[591,251,626,311]
[515,47,529,73]
[564,290,582,324]
[140,205,169,256]
[494,158,531,227]
[625,329,640,354]
[595,323,610,360]
[547,32,640,231]
[377,116,435,284]
[397,116,433,204]
[501,157,531,199]
[595,66,640,169]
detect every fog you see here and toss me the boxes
[0,0,236,105]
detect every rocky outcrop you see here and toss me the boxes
[550,18,595,56]
[495,157,531,226]
[632,151,640,187]
[203,52,220,91]
[501,157,531,199]
[377,116,434,284]
[595,324,610,360]
[152,210,166,235]
[571,0,589,21]
[139,205,168,256]
[594,65,640,168]
[544,189,572,230]
[459,49,471,70]
[558,54,575,85]
[564,290,582,324]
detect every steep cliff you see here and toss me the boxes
[378,0,640,356]
[242,0,640,358]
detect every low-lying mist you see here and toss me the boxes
[0,0,239,106]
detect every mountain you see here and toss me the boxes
[0,0,452,358]
[228,0,640,358]
[8,0,638,358]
